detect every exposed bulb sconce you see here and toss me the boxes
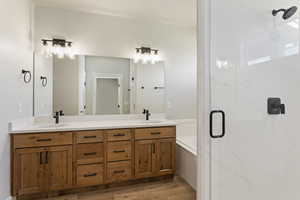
[41,38,75,59]
[133,47,160,64]
[21,69,32,84]
[40,76,48,87]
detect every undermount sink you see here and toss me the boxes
[36,123,68,129]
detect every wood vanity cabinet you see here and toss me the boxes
[11,126,176,197]
[135,140,157,178]
[12,132,73,196]
[46,146,73,191]
[156,138,176,175]
[134,127,176,178]
[14,147,47,195]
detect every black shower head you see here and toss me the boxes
[272,6,298,20]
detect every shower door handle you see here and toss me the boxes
[210,110,225,138]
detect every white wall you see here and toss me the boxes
[53,57,79,115]
[34,6,197,119]
[34,53,53,116]
[0,0,33,199]
[135,62,165,113]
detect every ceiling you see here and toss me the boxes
[33,0,197,27]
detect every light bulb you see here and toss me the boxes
[133,49,141,63]
[142,54,148,64]
[150,51,156,64]
[68,52,75,59]
[41,41,48,56]
[66,45,75,59]
[57,46,65,59]
[46,42,53,58]
[46,47,52,58]
[148,52,152,63]
[153,50,160,64]
[51,44,57,55]
[134,52,141,63]
[151,58,156,65]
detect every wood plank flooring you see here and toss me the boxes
[40,177,196,200]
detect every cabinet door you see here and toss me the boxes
[46,146,73,191]
[135,140,156,178]
[14,148,46,195]
[156,138,176,175]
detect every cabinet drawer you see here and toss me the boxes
[77,164,103,187]
[76,131,104,144]
[107,129,132,141]
[107,161,131,183]
[135,127,176,140]
[76,143,104,165]
[107,141,131,162]
[13,132,73,148]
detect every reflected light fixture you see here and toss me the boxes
[41,38,75,59]
[134,47,160,64]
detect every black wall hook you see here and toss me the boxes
[22,69,32,83]
[40,76,48,87]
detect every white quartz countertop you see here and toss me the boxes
[9,119,177,134]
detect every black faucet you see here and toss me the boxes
[59,110,65,116]
[143,109,151,121]
[53,110,64,124]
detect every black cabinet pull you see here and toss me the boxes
[37,138,52,142]
[45,152,49,164]
[84,135,97,139]
[151,132,161,135]
[40,152,43,165]
[114,150,125,153]
[84,173,97,177]
[84,152,97,156]
[113,170,125,174]
[152,144,156,154]
[210,110,225,138]
[113,133,125,137]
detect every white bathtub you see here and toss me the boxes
[175,119,197,190]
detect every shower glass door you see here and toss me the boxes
[209,0,300,199]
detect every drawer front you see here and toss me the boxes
[13,132,73,148]
[107,161,132,183]
[135,127,176,140]
[107,129,132,141]
[76,131,104,144]
[77,164,104,187]
[76,143,104,165]
[107,141,132,162]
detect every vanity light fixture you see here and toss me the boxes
[133,47,160,64]
[41,38,75,59]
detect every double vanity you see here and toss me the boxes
[11,51,176,198]
[10,118,176,198]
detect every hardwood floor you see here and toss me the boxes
[40,177,196,200]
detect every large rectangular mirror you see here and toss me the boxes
[34,54,166,116]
